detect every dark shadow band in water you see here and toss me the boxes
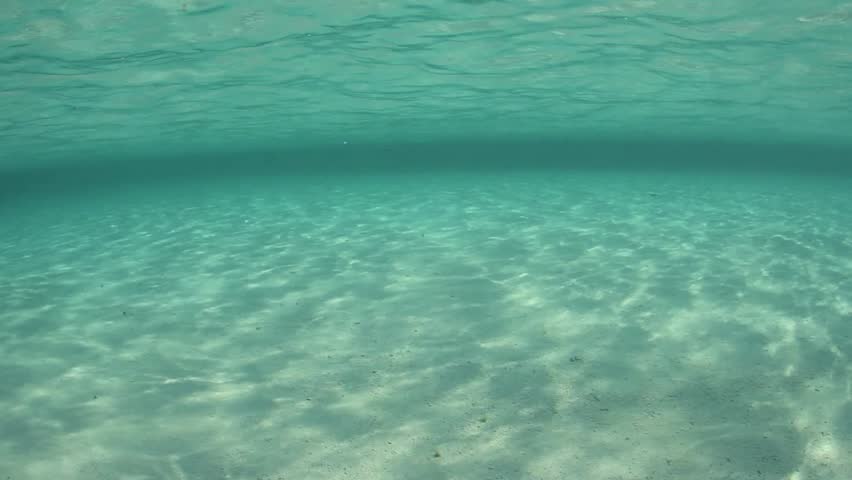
[1,137,851,202]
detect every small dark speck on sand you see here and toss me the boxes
[122,311,127,316]
[93,395,98,400]
[432,451,441,458]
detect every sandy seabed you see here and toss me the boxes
[2,170,851,480]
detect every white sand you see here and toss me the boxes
[1,171,851,479]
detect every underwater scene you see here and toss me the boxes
[2,1,852,480]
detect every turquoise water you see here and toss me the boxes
[2,2,852,480]
[2,0,852,166]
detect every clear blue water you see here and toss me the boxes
[2,2,852,480]
[2,0,852,167]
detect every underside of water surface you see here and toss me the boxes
[1,0,852,171]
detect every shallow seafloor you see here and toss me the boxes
[2,169,851,480]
